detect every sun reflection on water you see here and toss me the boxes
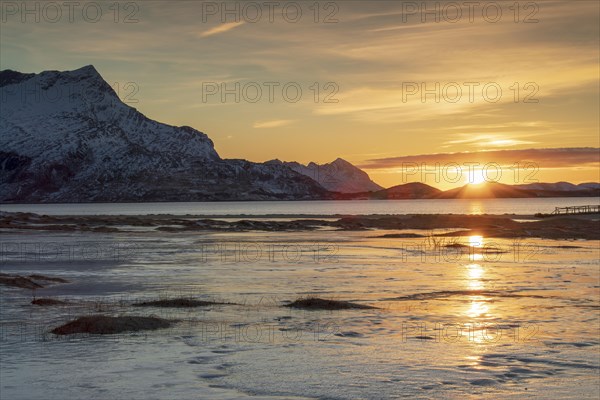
[468,201,484,215]
[466,263,489,318]
[467,299,490,318]
[466,263,484,289]
[468,235,484,262]
[468,235,483,247]
[469,253,483,262]
[463,236,494,322]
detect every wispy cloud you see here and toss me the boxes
[199,22,245,38]
[2,1,597,171]
[444,134,537,148]
[359,148,600,170]
[253,119,296,129]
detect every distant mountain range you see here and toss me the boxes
[279,158,383,193]
[0,65,598,203]
[370,182,442,199]
[340,182,599,200]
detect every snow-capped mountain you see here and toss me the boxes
[0,66,328,202]
[279,158,383,193]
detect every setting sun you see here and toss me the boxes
[467,170,486,185]
[1,1,599,399]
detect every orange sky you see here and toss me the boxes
[1,1,598,189]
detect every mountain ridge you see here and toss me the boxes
[0,65,329,202]
[279,158,383,193]
[1,65,598,203]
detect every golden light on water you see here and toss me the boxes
[464,241,492,321]
[466,263,484,290]
[467,265,483,280]
[468,235,484,261]
[470,253,484,262]
[467,299,490,318]
[469,235,483,247]
[468,201,484,215]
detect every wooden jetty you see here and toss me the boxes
[551,205,600,215]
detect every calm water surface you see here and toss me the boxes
[1,227,599,399]
[2,197,599,216]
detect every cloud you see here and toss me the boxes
[199,22,245,37]
[444,134,537,148]
[2,1,597,166]
[253,119,296,129]
[359,148,600,169]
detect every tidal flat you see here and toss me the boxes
[1,213,599,399]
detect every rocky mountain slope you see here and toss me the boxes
[278,158,383,193]
[1,66,597,203]
[0,66,329,202]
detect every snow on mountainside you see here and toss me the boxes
[279,158,383,193]
[0,65,328,202]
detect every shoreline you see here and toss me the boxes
[2,197,599,218]
[3,211,546,219]
[2,211,598,240]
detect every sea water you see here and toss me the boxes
[1,226,598,399]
